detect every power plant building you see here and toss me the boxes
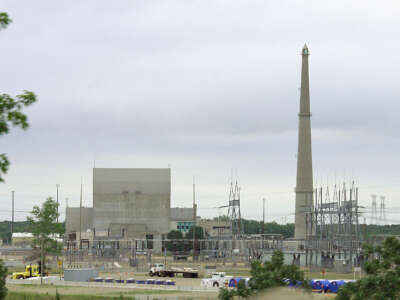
[65,168,171,244]
[93,168,171,238]
[65,207,93,234]
[170,207,196,233]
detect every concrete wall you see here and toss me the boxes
[198,219,231,238]
[65,207,94,234]
[93,168,171,237]
[64,268,98,282]
[170,207,194,221]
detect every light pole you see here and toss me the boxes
[11,191,14,245]
[56,184,60,223]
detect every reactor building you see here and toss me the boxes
[65,168,172,248]
[93,168,171,238]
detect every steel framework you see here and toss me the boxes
[228,180,242,238]
[305,181,364,268]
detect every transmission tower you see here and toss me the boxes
[371,194,378,225]
[379,196,386,225]
[228,180,242,238]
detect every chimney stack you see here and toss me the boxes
[294,44,314,239]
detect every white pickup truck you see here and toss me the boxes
[201,272,233,288]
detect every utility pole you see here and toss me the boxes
[192,177,196,261]
[11,191,14,245]
[79,180,83,249]
[56,184,59,223]
[262,198,265,235]
[40,239,44,285]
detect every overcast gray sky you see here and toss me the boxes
[1,1,400,223]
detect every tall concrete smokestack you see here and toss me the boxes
[294,44,314,239]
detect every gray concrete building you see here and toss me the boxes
[170,207,196,233]
[93,168,171,239]
[198,219,231,238]
[65,207,94,234]
[294,44,314,239]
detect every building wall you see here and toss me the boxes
[93,168,171,236]
[65,207,94,234]
[198,219,231,238]
[170,207,195,233]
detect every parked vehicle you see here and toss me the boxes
[149,263,165,276]
[12,264,47,279]
[200,272,233,288]
[149,263,198,278]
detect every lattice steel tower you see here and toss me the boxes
[371,194,378,225]
[228,180,242,237]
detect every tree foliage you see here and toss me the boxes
[0,12,12,30]
[185,225,204,240]
[337,236,400,300]
[0,91,36,182]
[218,250,309,300]
[242,220,295,238]
[166,230,183,251]
[0,11,37,182]
[27,198,64,258]
[165,227,204,252]
[0,220,65,244]
[0,260,7,300]
[167,230,183,240]
[0,11,36,299]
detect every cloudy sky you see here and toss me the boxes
[1,1,400,223]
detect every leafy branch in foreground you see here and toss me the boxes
[337,236,400,300]
[0,12,12,30]
[0,90,37,182]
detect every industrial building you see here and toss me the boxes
[170,207,196,233]
[198,219,231,238]
[65,168,172,250]
[65,207,93,235]
[61,46,365,271]
[93,168,171,239]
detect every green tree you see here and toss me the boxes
[27,198,64,278]
[185,225,204,240]
[218,250,309,300]
[55,289,61,300]
[0,11,37,298]
[167,230,184,240]
[166,230,184,251]
[337,236,400,300]
[0,260,7,300]
[0,12,37,182]
[218,287,236,300]
[213,215,230,222]
[0,12,12,29]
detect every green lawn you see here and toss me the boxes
[6,291,135,300]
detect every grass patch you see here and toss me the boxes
[6,291,136,300]
[111,289,180,296]
[8,284,75,289]
[304,271,355,280]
